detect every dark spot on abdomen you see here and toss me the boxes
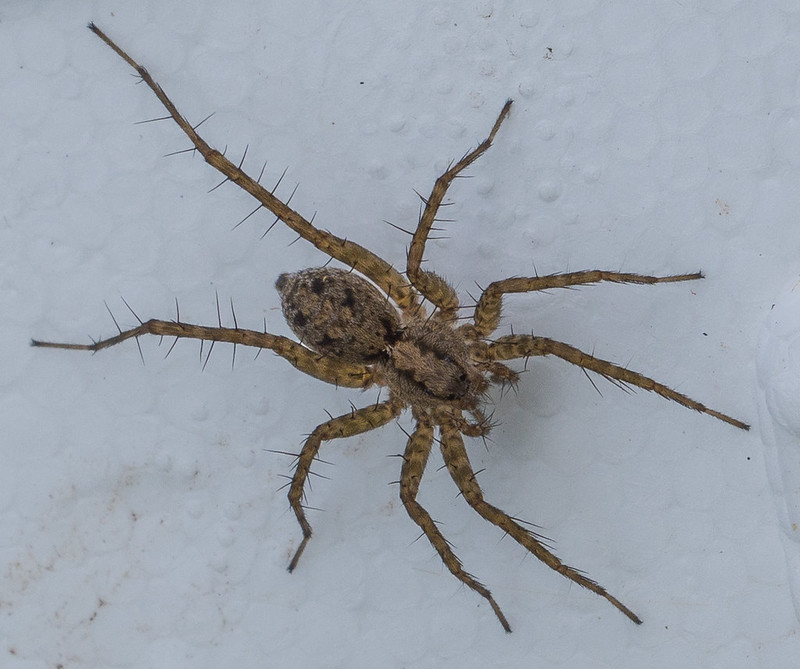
[292,311,307,328]
[341,287,356,309]
[319,334,337,348]
[311,276,325,294]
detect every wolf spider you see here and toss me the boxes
[32,24,749,633]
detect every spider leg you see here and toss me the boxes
[446,407,496,438]
[399,416,511,632]
[470,270,703,338]
[486,334,750,430]
[32,320,374,389]
[405,99,513,321]
[439,421,642,625]
[87,24,418,314]
[287,398,403,571]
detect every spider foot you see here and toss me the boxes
[287,535,310,573]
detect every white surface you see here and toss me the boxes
[1,1,797,667]
[758,277,800,624]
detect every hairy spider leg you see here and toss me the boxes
[486,334,749,430]
[31,320,375,389]
[288,399,403,571]
[87,23,419,314]
[404,99,513,322]
[470,269,704,338]
[438,422,642,626]
[399,416,511,632]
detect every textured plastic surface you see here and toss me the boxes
[758,278,800,624]
[2,2,798,667]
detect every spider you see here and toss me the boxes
[32,24,749,633]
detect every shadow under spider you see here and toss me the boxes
[31,23,749,633]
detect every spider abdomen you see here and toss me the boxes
[276,267,401,363]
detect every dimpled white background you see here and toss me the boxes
[2,1,799,667]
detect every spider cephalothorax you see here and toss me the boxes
[32,24,749,633]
